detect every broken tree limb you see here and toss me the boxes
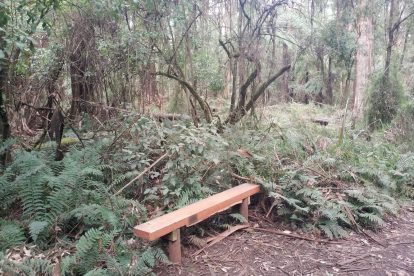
[311,118,329,126]
[114,153,168,196]
[337,253,374,266]
[192,224,249,256]
[253,227,339,244]
[151,113,188,121]
[156,72,212,123]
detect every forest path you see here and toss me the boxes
[158,206,414,276]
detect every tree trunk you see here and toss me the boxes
[352,0,373,125]
[326,56,334,105]
[282,42,290,101]
[384,0,396,79]
[0,68,11,166]
[0,32,11,165]
[227,65,290,124]
[69,20,96,118]
[399,22,411,69]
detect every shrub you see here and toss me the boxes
[366,71,403,129]
[393,100,414,148]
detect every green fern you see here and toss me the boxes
[0,221,26,250]
[132,246,169,275]
[29,221,49,242]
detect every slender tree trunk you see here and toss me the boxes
[0,32,11,165]
[0,69,11,165]
[384,0,396,78]
[352,0,373,125]
[399,22,411,69]
[227,65,290,124]
[326,57,334,105]
[69,20,96,118]
[282,42,290,101]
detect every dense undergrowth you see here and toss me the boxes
[1,104,414,275]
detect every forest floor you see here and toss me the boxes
[158,205,414,276]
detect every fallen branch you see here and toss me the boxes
[230,172,267,185]
[253,227,339,244]
[192,224,249,256]
[230,172,255,182]
[114,153,168,196]
[151,113,187,121]
[337,253,374,266]
[361,229,388,247]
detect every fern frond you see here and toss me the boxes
[0,221,26,250]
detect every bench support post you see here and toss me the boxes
[240,197,250,222]
[167,229,181,264]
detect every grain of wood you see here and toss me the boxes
[134,183,260,240]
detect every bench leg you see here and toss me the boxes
[168,229,181,264]
[240,197,250,222]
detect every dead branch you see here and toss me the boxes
[253,227,339,244]
[192,224,249,256]
[114,152,168,196]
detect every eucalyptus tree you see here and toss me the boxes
[365,0,414,128]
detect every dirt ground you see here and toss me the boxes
[157,206,414,276]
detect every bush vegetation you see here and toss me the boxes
[1,104,413,274]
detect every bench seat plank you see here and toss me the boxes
[134,183,260,241]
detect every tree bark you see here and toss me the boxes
[352,0,373,125]
[157,72,212,124]
[0,32,11,165]
[326,57,334,105]
[227,65,290,124]
[69,19,96,118]
[384,0,397,78]
[0,68,11,166]
[282,42,290,101]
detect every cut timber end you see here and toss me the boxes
[134,183,260,241]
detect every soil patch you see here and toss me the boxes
[157,206,414,275]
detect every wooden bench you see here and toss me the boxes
[134,183,260,263]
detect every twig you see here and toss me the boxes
[53,99,85,148]
[266,198,277,218]
[253,227,339,244]
[361,229,388,247]
[277,266,291,276]
[337,253,373,266]
[192,224,249,257]
[230,172,263,184]
[389,241,414,246]
[113,153,168,196]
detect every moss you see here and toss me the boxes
[61,137,80,146]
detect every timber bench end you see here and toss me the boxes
[133,183,260,263]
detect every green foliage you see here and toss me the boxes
[221,106,406,238]
[0,221,25,250]
[392,100,414,148]
[321,19,355,68]
[1,106,413,272]
[0,0,61,63]
[109,117,229,211]
[132,246,169,275]
[0,141,163,274]
[367,71,404,129]
[0,252,54,276]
